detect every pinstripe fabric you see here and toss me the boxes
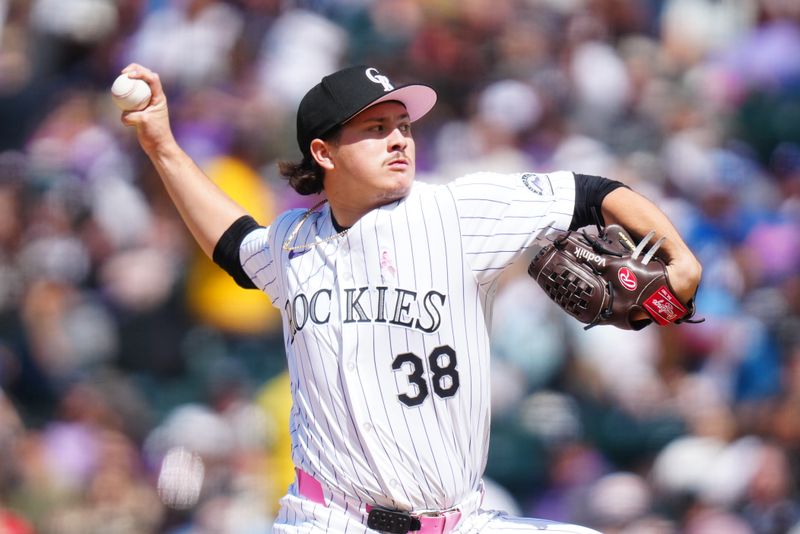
[241,171,589,532]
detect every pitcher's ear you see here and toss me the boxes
[310,139,334,170]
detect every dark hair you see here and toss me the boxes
[278,157,325,196]
[279,125,342,196]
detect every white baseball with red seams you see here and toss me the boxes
[111,73,152,111]
[237,170,603,533]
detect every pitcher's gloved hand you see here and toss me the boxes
[528,225,702,330]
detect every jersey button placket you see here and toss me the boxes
[335,241,372,443]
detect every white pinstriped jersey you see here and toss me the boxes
[240,171,576,513]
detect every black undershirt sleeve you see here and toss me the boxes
[212,215,262,289]
[570,173,629,230]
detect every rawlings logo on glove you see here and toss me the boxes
[527,225,701,330]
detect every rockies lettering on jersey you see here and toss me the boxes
[285,286,447,342]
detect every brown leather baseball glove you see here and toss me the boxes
[527,225,701,330]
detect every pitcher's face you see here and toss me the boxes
[324,101,416,207]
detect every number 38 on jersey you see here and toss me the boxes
[391,345,460,407]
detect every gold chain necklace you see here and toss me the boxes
[282,199,348,253]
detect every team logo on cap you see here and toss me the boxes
[366,68,394,92]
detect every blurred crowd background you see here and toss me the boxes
[0,0,799,532]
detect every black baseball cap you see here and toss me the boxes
[296,65,437,159]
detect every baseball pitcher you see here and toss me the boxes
[120,63,702,533]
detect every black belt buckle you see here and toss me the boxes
[367,507,422,533]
